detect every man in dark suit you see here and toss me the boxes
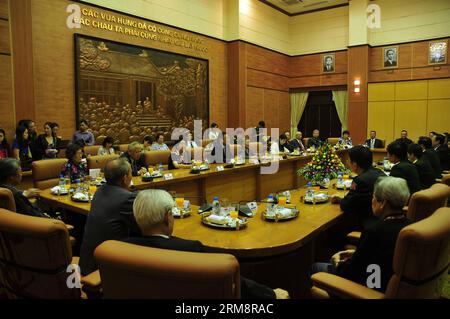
[387,141,421,195]
[0,158,46,218]
[120,141,147,176]
[307,129,322,149]
[290,131,306,152]
[331,146,385,229]
[125,189,290,299]
[432,134,450,171]
[407,144,435,190]
[395,130,413,146]
[323,56,334,72]
[364,130,383,149]
[79,158,139,275]
[418,136,442,179]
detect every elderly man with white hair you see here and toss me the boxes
[124,189,290,299]
[119,141,147,176]
[311,176,412,292]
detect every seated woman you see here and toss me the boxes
[97,136,115,156]
[337,130,353,148]
[0,128,10,159]
[150,133,169,151]
[61,143,88,183]
[12,126,33,170]
[142,135,155,152]
[0,158,45,217]
[311,176,411,292]
[34,122,62,160]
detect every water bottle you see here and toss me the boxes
[267,194,275,214]
[306,182,313,198]
[75,178,81,193]
[159,163,164,173]
[58,174,65,195]
[337,172,343,185]
[212,196,220,215]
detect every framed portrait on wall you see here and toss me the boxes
[382,46,398,69]
[322,53,335,73]
[428,40,448,65]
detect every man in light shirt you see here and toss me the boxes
[150,133,169,151]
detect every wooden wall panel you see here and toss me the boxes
[368,82,395,101]
[246,87,264,129]
[246,43,289,76]
[395,80,428,100]
[427,99,450,134]
[228,41,246,128]
[369,37,450,82]
[428,78,450,99]
[394,100,427,142]
[278,92,290,134]
[0,20,10,54]
[247,69,288,92]
[0,0,8,19]
[0,55,15,142]
[367,101,395,143]
[263,90,279,130]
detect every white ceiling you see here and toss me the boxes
[261,0,349,15]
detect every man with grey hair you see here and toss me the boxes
[124,189,290,299]
[311,176,411,292]
[79,158,139,275]
[120,141,147,176]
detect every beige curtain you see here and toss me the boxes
[290,92,309,137]
[332,90,348,131]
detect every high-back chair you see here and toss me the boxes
[32,159,68,190]
[94,240,241,299]
[441,174,450,186]
[84,145,101,156]
[0,208,80,299]
[327,137,339,145]
[312,207,450,299]
[144,150,171,166]
[87,154,119,171]
[0,188,16,212]
[118,144,128,153]
[406,183,450,222]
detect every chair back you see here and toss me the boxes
[379,139,386,148]
[327,137,339,145]
[0,209,79,298]
[386,207,450,299]
[0,188,16,212]
[202,139,213,148]
[144,150,171,166]
[84,145,101,156]
[94,240,240,299]
[407,183,450,222]
[303,138,309,147]
[32,159,68,190]
[87,154,119,171]
[441,174,450,186]
[118,144,128,153]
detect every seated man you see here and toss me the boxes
[150,133,169,151]
[290,131,306,152]
[418,136,442,179]
[432,133,450,171]
[337,130,353,148]
[364,131,383,149]
[79,158,139,276]
[395,130,413,146]
[0,158,46,218]
[120,141,147,176]
[312,177,411,293]
[331,146,385,229]
[387,141,421,195]
[407,144,435,190]
[125,189,290,299]
[307,129,322,149]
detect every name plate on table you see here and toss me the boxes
[89,168,100,179]
[164,173,174,180]
[250,158,259,165]
[247,201,258,214]
[216,166,224,171]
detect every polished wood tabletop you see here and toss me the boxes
[40,185,348,258]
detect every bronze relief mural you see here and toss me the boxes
[75,35,209,144]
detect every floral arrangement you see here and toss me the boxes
[297,143,351,185]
